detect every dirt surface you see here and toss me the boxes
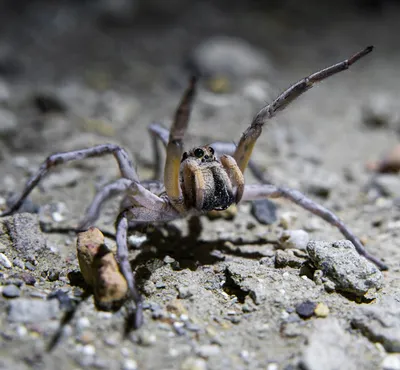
[0,1,400,369]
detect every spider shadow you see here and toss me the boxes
[129,215,274,288]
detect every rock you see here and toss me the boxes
[301,318,374,370]
[2,284,21,298]
[251,199,277,225]
[314,303,330,318]
[189,36,272,78]
[8,298,60,323]
[306,240,383,297]
[362,91,400,129]
[382,354,400,370]
[296,301,316,319]
[0,213,47,257]
[224,262,267,305]
[351,298,400,352]
[0,252,12,268]
[279,230,309,250]
[77,228,128,309]
[275,250,305,269]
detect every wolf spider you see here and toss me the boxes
[1,46,386,328]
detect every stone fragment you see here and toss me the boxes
[77,228,128,309]
[307,240,383,297]
[279,230,309,250]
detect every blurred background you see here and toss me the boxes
[0,0,399,182]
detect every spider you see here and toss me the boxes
[1,45,386,329]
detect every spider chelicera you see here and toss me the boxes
[1,45,386,328]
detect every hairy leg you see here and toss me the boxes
[1,144,139,216]
[233,46,374,174]
[219,155,245,203]
[148,122,169,181]
[242,183,387,270]
[164,77,197,212]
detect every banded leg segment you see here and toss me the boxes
[242,183,387,270]
[1,144,139,217]
[164,77,197,212]
[219,155,245,203]
[233,46,374,174]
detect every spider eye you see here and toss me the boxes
[181,152,188,162]
[208,146,214,155]
[194,148,204,158]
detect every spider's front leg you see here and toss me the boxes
[242,184,388,270]
[1,144,139,218]
[233,46,373,174]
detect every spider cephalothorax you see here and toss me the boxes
[179,145,243,211]
[1,45,386,330]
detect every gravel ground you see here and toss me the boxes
[0,1,400,369]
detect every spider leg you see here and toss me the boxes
[181,159,207,211]
[78,178,133,230]
[233,46,374,174]
[148,122,169,181]
[164,77,197,213]
[1,144,139,217]
[219,155,245,203]
[116,211,143,329]
[116,196,180,329]
[242,183,387,270]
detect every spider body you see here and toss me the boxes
[1,46,386,329]
[179,146,242,212]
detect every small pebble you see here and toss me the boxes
[24,262,36,271]
[82,344,96,356]
[137,330,157,346]
[178,286,194,299]
[181,356,207,370]
[314,303,330,318]
[164,255,176,264]
[279,230,309,250]
[382,354,400,370]
[122,359,138,370]
[0,253,12,269]
[2,284,21,298]
[279,212,297,229]
[251,199,277,225]
[197,344,221,358]
[128,234,147,248]
[296,301,317,319]
[12,258,25,269]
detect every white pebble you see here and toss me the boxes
[279,229,309,250]
[76,317,91,330]
[0,253,12,268]
[52,212,64,223]
[383,354,400,370]
[82,345,95,356]
[122,359,138,370]
[267,363,279,370]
